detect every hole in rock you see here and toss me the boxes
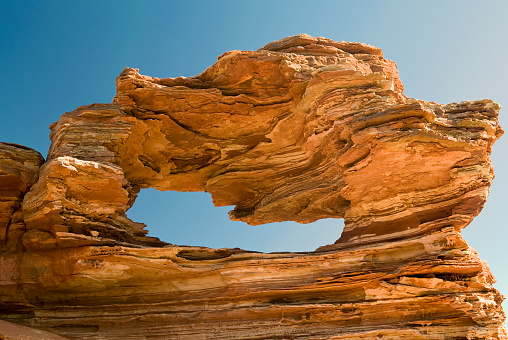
[126,188,343,253]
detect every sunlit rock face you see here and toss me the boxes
[0,34,506,339]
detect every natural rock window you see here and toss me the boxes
[1,35,505,339]
[126,188,343,252]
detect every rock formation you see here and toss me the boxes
[0,34,506,339]
[0,320,68,340]
[0,143,44,253]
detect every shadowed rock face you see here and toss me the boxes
[0,143,44,252]
[0,34,506,339]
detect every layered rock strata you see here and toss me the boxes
[0,143,44,253]
[0,34,505,339]
[0,320,69,340]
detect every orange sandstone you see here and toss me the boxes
[0,34,505,339]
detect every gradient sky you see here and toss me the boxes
[2,0,507,315]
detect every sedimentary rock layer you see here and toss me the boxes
[0,143,44,252]
[1,227,505,339]
[0,320,69,340]
[0,34,505,339]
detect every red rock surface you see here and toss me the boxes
[0,34,505,339]
[0,143,44,253]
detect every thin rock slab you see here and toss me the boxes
[0,228,505,339]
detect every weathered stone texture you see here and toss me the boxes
[0,143,44,252]
[33,35,504,250]
[0,320,69,340]
[0,34,505,339]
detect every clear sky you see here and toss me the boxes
[1,0,507,315]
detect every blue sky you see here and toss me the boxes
[2,0,507,313]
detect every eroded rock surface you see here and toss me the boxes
[0,34,505,339]
[0,320,69,340]
[0,143,44,252]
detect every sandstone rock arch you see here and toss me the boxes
[18,34,502,252]
[1,35,505,339]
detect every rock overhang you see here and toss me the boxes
[43,34,503,243]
